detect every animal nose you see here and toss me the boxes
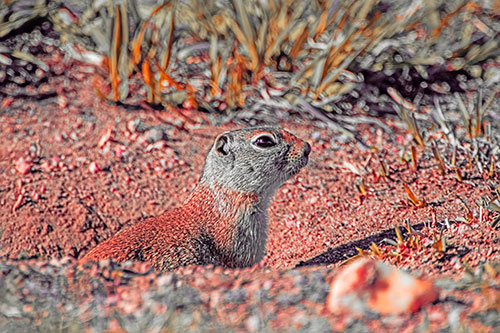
[303,142,311,157]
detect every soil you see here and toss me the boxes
[0,55,499,331]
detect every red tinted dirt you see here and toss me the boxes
[0,59,498,331]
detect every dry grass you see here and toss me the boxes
[2,0,495,113]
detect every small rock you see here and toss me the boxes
[57,95,68,108]
[88,162,100,174]
[55,133,64,142]
[146,140,167,152]
[127,118,148,133]
[40,160,51,172]
[245,315,260,332]
[114,145,126,157]
[141,127,167,144]
[327,258,438,315]
[98,128,113,148]
[15,157,31,175]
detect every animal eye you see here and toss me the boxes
[253,135,276,148]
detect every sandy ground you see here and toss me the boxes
[0,52,499,331]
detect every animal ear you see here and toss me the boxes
[214,134,231,156]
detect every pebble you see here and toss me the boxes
[88,162,100,174]
[245,315,260,332]
[98,128,113,148]
[127,118,147,133]
[15,157,31,175]
[139,127,167,144]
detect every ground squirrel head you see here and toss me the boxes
[200,127,311,202]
